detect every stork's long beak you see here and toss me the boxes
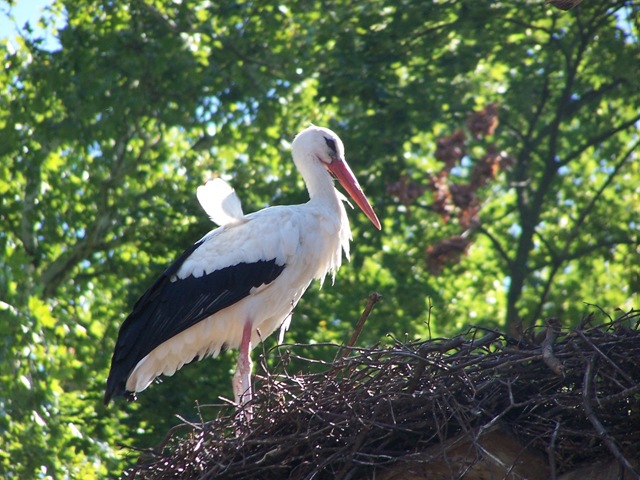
[328,158,381,230]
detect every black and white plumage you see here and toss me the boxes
[104,126,381,408]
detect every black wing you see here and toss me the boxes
[104,239,285,404]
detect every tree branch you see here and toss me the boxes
[562,80,625,119]
[566,138,639,241]
[529,132,638,319]
[533,237,637,274]
[560,114,640,167]
[476,226,512,269]
[39,127,147,298]
[505,8,635,328]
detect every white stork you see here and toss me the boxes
[104,126,381,410]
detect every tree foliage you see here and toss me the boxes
[0,0,638,477]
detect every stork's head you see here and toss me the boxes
[292,126,381,230]
[292,126,346,166]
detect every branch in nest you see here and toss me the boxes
[120,309,640,479]
[582,356,639,478]
[542,317,564,376]
[346,292,382,350]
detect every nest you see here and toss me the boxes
[122,308,640,479]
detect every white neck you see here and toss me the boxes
[294,151,339,206]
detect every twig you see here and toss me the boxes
[547,420,560,480]
[542,317,564,376]
[598,383,640,405]
[457,330,501,353]
[344,292,382,353]
[583,302,614,323]
[576,329,634,385]
[405,335,465,393]
[419,334,465,356]
[121,313,640,479]
[579,311,595,329]
[582,356,640,478]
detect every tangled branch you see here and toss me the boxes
[122,309,640,479]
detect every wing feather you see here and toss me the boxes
[104,234,285,403]
[105,207,306,404]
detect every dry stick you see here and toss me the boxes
[405,335,466,394]
[547,420,560,480]
[458,330,501,353]
[579,311,595,329]
[582,356,640,478]
[330,293,381,378]
[125,314,640,479]
[599,382,640,405]
[542,317,564,376]
[419,334,465,356]
[348,292,382,348]
[576,329,635,385]
[335,400,388,480]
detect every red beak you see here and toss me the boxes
[327,158,381,230]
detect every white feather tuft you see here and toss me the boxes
[196,178,244,226]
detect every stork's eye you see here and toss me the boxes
[324,137,337,154]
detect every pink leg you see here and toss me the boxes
[233,321,253,421]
